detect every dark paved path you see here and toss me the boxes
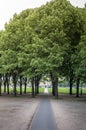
[29,95,57,130]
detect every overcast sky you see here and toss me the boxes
[0,0,86,30]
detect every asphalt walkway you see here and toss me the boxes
[29,95,57,130]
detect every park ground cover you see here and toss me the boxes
[48,87,86,94]
[1,87,45,94]
[1,87,86,95]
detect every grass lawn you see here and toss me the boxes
[39,87,45,93]
[1,87,45,94]
[1,86,86,95]
[48,87,86,94]
[1,87,32,93]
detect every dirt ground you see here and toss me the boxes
[0,95,40,130]
[51,95,86,130]
[0,94,86,130]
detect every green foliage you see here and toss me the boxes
[0,0,85,85]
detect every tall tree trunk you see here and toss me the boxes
[69,60,74,95]
[50,73,58,97]
[76,77,80,97]
[13,73,17,96]
[50,73,55,96]
[24,78,27,94]
[20,76,22,95]
[34,76,40,95]
[69,77,73,95]
[31,78,35,97]
[35,76,37,95]
[52,82,55,96]
[3,75,6,93]
[4,82,6,93]
[50,73,53,95]
[80,82,83,95]
[7,79,9,95]
[54,77,58,98]
[6,74,9,95]
[36,76,41,94]
[37,81,39,94]
[0,74,2,96]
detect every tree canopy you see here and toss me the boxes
[0,0,86,97]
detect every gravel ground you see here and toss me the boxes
[51,95,86,130]
[0,96,40,130]
[0,94,86,130]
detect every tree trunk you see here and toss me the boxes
[69,60,74,95]
[31,78,35,97]
[24,78,27,94]
[20,76,22,95]
[76,77,80,97]
[52,82,55,96]
[80,82,83,95]
[54,77,58,98]
[50,73,58,97]
[69,77,73,95]
[35,77,37,95]
[34,76,40,95]
[13,73,17,96]
[37,83,39,94]
[50,73,55,96]
[7,79,9,95]
[6,74,9,95]
[3,75,6,93]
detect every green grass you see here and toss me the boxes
[48,87,86,94]
[48,88,52,93]
[39,87,45,93]
[1,86,86,94]
[1,87,45,93]
[59,87,74,94]
[1,87,32,93]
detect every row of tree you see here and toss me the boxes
[0,0,86,97]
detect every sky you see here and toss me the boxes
[0,0,86,30]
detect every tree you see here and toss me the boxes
[0,0,85,98]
